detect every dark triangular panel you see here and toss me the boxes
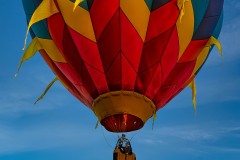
[151,0,170,11]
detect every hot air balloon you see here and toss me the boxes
[20,0,224,133]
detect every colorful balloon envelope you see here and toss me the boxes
[21,0,224,132]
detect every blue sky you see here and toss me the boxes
[0,1,240,160]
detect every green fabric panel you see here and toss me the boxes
[192,0,210,34]
[145,0,153,10]
[22,0,38,14]
[26,15,51,39]
[22,0,51,39]
[212,11,223,38]
[81,0,89,10]
[70,0,89,11]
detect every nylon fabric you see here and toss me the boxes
[121,0,150,41]
[177,0,190,23]
[176,0,194,59]
[193,0,224,40]
[23,0,59,50]
[17,37,66,75]
[191,36,222,76]
[90,0,119,40]
[39,50,93,107]
[48,13,101,98]
[34,77,59,104]
[145,1,179,41]
[188,79,197,111]
[56,0,96,42]
[151,0,171,11]
[191,0,210,34]
[21,0,224,132]
[73,0,83,11]
[144,0,153,10]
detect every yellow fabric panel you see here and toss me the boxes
[120,0,150,41]
[208,36,222,56]
[35,77,59,104]
[18,37,66,75]
[187,36,222,110]
[56,0,96,42]
[17,38,40,74]
[188,79,197,111]
[92,91,156,123]
[191,36,222,76]
[38,38,66,62]
[73,0,83,11]
[176,0,194,59]
[192,47,209,74]
[23,0,59,50]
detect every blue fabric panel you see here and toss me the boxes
[193,0,224,40]
[205,0,224,17]
[212,11,223,38]
[192,0,210,34]
[195,10,224,75]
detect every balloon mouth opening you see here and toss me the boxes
[92,91,156,132]
[100,113,144,132]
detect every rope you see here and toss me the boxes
[129,132,138,142]
[101,126,115,149]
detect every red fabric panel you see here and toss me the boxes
[97,9,121,73]
[39,50,92,107]
[145,63,162,99]
[145,1,179,42]
[55,63,83,85]
[90,0,119,40]
[168,73,195,106]
[106,53,122,91]
[68,27,104,73]
[47,14,64,52]
[48,13,99,99]
[153,85,176,110]
[163,75,196,110]
[162,61,196,86]
[171,0,178,3]
[183,75,195,89]
[84,63,109,94]
[120,10,143,72]
[152,61,196,109]
[179,39,208,62]
[135,63,158,94]
[48,14,83,85]
[54,63,94,104]
[74,85,93,104]
[161,27,179,83]
[121,53,137,90]
[81,63,99,98]
[100,114,144,132]
[68,27,109,94]
[138,27,174,73]
[164,87,182,108]
[67,86,93,108]
[172,61,196,93]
